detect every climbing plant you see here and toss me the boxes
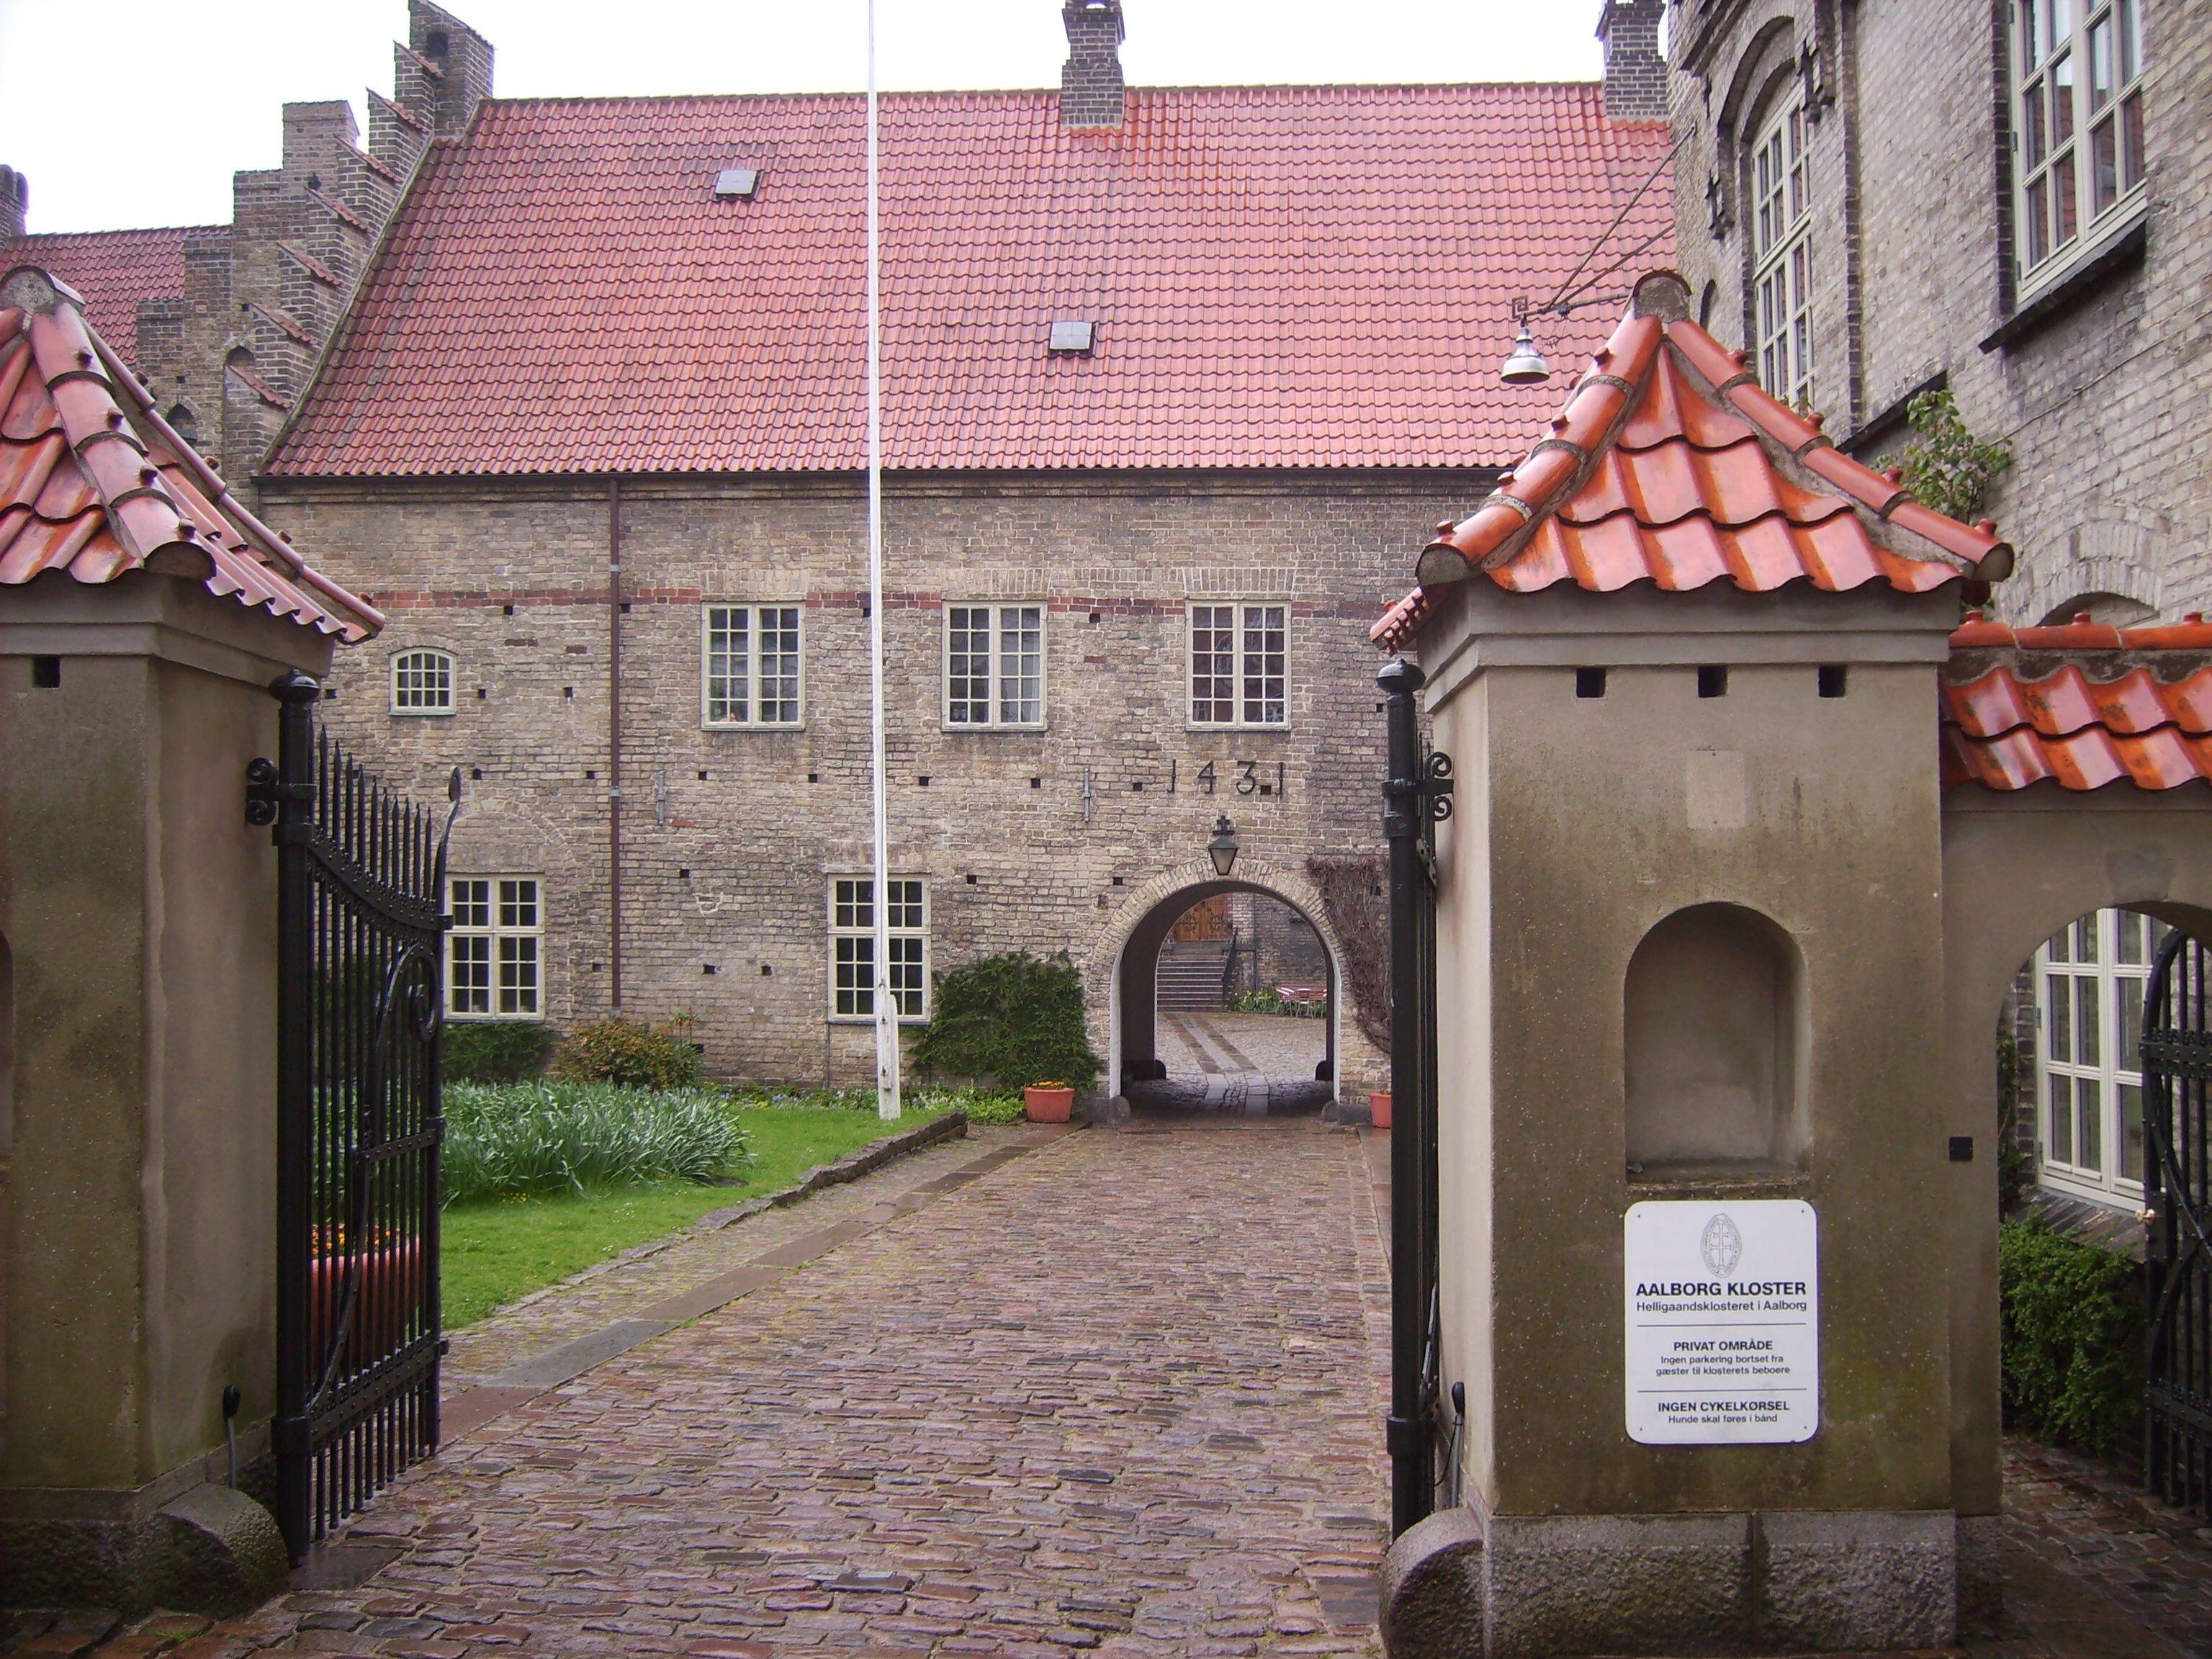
[1899,388,2013,523]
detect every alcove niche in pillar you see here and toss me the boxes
[1624,902,1808,1178]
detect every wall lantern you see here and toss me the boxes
[1208,814,1240,878]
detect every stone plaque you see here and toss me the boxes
[1624,1198,1818,1444]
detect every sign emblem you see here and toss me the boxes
[1701,1213,1743,1276]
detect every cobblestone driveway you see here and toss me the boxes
[222,1119,1387,1658]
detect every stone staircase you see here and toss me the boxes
[1156,942,1230,1011]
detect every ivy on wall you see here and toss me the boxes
[912,950,1102,1092]
[1998,1220,2141,1458]
[1308,854,1390,1051]
[1900,389,2014,523]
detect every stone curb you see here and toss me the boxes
[487,1109,972,1316]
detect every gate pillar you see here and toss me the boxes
[1372,270,2013,1656]
[0,258,380,1610]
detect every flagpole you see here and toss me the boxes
[866,0,902,1119]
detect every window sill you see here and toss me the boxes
[392,709,457,718]
[942,722,1048,734]
[448,1012,545,1024]
[1185,723,1293,734]
[827,1015,927,1028]
[701,721,806,733]
[1980,215,2148,354]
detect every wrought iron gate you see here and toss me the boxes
[2145,927,2212,1515]
[1380,658,1452,1534]
[250,671,457,1560]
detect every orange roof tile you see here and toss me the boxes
[0,266,379,642]
[267,86,1671,477]
[1941,618,2212,791]
[0,225,222,366]
[1372,270,2013,649]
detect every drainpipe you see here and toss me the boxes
[608,477,624,1012]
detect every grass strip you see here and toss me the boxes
[441,1104,950,1328]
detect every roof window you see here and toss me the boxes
[714,168,761,201]
[1048,319,1097,355]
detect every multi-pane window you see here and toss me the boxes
[2036,907,2167,1205]
[448,876,542,1020]
[945,603,1045,727]
[1750,93,1815,409]
[2015,0,2146,284]
[830,877,927,1020]
[1190,603,1287,727]
[390,649,454,715]
[703,605,803,727]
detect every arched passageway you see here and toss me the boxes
[1097,866,1349,1115]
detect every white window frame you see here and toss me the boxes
[1188,602,1288,729]
[390,647,455,716]
[1748,91,1815,410]
[2034,907,2166,1207]
[448,875,544,1021]
[827,876,928,1023]
[2012,0,2147,294]
[943,602,1046,729]
[701,603,804,729]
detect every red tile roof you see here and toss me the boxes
[1371,271,2013,649]
[1942,618,2212,791]
[0,225,222,366]
[267,86,1671,477]
[0,266,379,641]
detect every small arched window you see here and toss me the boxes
[166,403,199,444]
[391,649,455,716]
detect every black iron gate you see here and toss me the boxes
[2145,927,2212,1516]
[249,670,458,1560]
[1380,657,1452,1534]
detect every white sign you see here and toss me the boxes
[1624,1199,1818,1445]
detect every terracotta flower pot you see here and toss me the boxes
[1369,1090,1393,1129]
[310,1236,423,1363]
[1024,1084,1076,1123]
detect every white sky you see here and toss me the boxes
[0,0,1605,234]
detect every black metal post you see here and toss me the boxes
[267,669,320,1563]
[1380,655,1432,1537]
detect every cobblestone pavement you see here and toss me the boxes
[39,1118,1390,1659]
[1154,1012,1327,1084]
[444,1123,1039,1390]
[1982,1437,2212,1658]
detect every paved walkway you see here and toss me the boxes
[1143,1012,1333,1116]
[22,1120,2212,1659]
[112,1118,1391,1659]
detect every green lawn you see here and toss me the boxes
[441,1104,948,1328]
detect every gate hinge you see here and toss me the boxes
[245,757,313,827]
[1385,1413,1428,1458]
[271,1413,311,1457]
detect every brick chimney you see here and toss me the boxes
[1596,0,1668,122]
[1,167,27,243]
[1061,0,1127,129]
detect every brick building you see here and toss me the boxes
[7,1,1674,1100]
[1659,0,2211,1220]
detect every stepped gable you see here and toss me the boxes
[1941,615,2212,791]
[266,84,1671,477]
[1371,269,2014,650]
[0,225,222,365]
[0,266,379,641]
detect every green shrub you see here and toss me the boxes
[1999,1220,2142,1457]
[912,951,1101,1093]
[443,1082,747,1201]
[445,1020,560,1084]
[724,1082,1025,1123]
[552,1017,704,1089]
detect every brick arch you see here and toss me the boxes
[2006,518,2168,626]
[1084,853,1354,1105]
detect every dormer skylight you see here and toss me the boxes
[1048,319,1097,355]
[714,167,761,200]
